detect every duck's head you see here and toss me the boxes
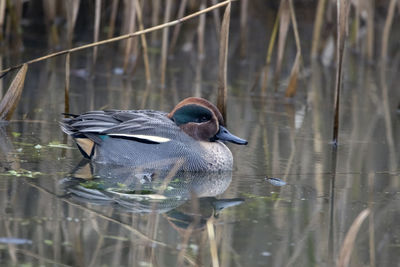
[168,97,248,145]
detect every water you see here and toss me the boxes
[1,9,400,267]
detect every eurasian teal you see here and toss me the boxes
[61,97,247,171]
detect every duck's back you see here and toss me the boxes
[61,110,232,171]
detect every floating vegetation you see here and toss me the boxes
[2,169,42,178]
[47,141,74,149]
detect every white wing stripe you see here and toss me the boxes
[108,133,170,143]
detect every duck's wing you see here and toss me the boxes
[61,110,178,158]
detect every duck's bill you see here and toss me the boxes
[215,126,248,145]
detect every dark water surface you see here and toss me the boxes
[1,12,400,267]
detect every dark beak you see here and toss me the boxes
[215,126,248,145]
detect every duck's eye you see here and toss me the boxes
[199,116,209,122]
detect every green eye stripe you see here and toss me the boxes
[172,104,212,125]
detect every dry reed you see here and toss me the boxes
[332,0,350,145]
[0,64,27,120]
[134,0,151,84]
[337,209,370,267]
[274,0,290,92]
[64,53,70,115]
[311,0,327,59]
[261,8,280,94]
[284,0,301,97]
[217,2,231,121]
[93,0,102,65]
[160,0,173,87]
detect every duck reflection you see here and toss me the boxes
[62,160,244,222]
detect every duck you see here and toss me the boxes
[60,97,247,171]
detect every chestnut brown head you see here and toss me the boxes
[168,97,247,145]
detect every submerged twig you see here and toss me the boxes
[0,0,232,77]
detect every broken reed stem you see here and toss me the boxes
[261,8,280,94]
[380,0,397,61]
[93,0,101,65]
[134,0,151,84]
[65,53,70,115]
[0,0,233,77]
[332,0,350,145]
[160,0,172,87]
[0,64,27,120]
[217,2,231,121]
[311,0,327,59]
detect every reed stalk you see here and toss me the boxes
[169,0,188,54]
[380,0,397,61]
[0,0,5,41]
[93,0,101,65]
[211,0,221,38]
[311,0,327,59]
[107,0,119,39]
[123,0,136,73]
[134,0,151,83]
[207,219,219,267]
[261,8,280,94]
[217,2,231,121]
[64,53,70,115]
[65,0,80,48]
[0,0,233,77]
[332,0,350,145]
[366,0,374,61]
[239,0,248,58]
[274,0,290,93]
[151,0,160,42]
[285,0,302,97]
[197,0,206,58]
[337,209,370,267]
[160,0,172,87]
